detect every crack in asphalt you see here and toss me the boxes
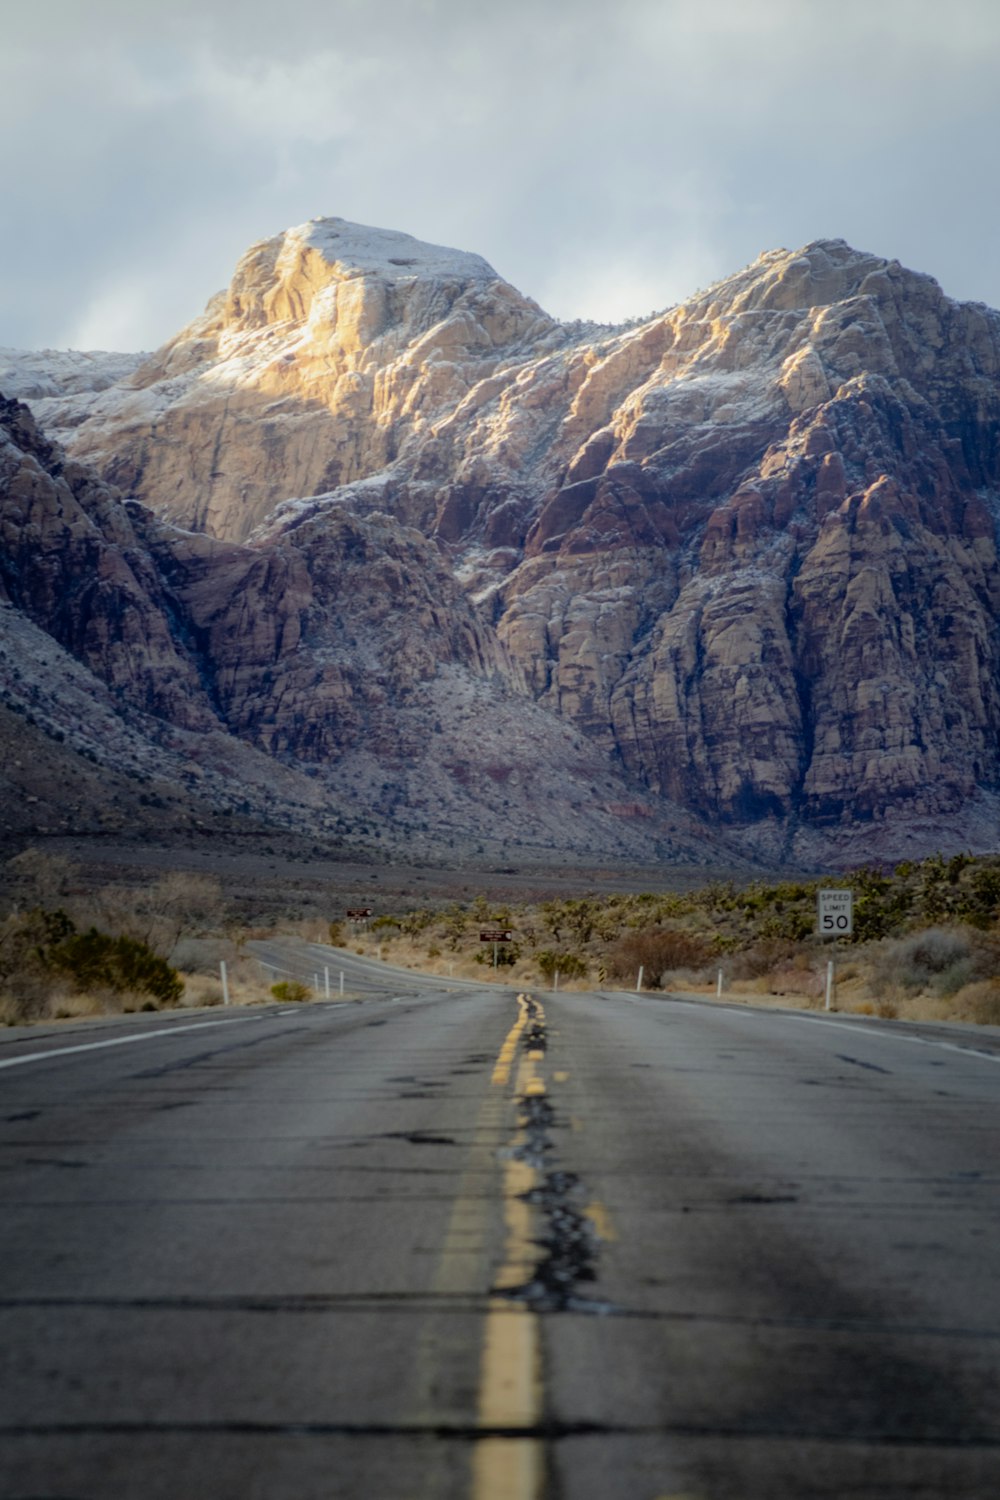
[381,1131,458,1146]
[836,1053,892,1075]
[4,1419,998,1445]
[2,1296,997,1340]
[501,997,608,1314]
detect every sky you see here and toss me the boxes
[3,0,1000,352]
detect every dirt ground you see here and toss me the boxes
[25,833,748,917]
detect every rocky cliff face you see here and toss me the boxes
[8,226,1000,861]
[20,220,563,543]
[1,391,715,866]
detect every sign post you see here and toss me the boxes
[479,929,513,971]
[817,889,853,1010]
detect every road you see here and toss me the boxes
[245,935,480,996]
[1,951,999,1498]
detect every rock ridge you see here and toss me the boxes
[6,223,1000,858]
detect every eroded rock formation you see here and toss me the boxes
[2,390,710,864]
[7,225,1000,857]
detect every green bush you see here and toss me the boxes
[536,950,587,983]
[270,979,311,1002]
[50,928,183,1005]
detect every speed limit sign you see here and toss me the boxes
[818,888,853,936]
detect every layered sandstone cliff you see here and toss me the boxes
[1,392,712,864]
[21,220,565,542]
[8,225,1000,857]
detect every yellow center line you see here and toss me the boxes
[584,1198,619,1243]
[473,996,545,1500]
[490,993,531,1087]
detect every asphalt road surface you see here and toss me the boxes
[2,955,999,1499]
[246,935,478,997]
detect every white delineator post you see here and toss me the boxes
[636,965,644,993]
[220,961,230,1007]
[339,971,345,996]
[825,960,835,1011]
[717,968,723,999]
[324,967,330,999]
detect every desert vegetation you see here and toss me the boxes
[2,847,999,1028]
[338,854,1000,1026]
[0,849,254,1024]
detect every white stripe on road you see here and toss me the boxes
[621,992,1000,1066]
[785,1010,1000,1065]
[0,1015,255,1072]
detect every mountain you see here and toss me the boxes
[3,220,999,867]
[0,390,721,870]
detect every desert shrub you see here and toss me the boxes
[608,929,710,989]
[183,976,224,1008]
[870,926,999,998]
[50,929,183,1006]
[475,943,520,968]
[957,980,1000,1026]
[0,908,78,1022]
[4,849,77,910]
[0,974,60,1024]
[400,909,435,941]
[371,915,400,935]
[960,864,1000,928]
[89,873,225,959]
[725,935,799,980]
[270,980,311,1002]
[440,906,469,951]
[762,963,825,999]
[536,950,587,983]
[328,921,346,946]
[851,867,915,940]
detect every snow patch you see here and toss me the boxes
[0,347,148,400]
[293,217,498,285]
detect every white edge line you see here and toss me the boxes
[783,1011,1000,1065]
[620,992,1000,1066]
[0,1015,255,1072]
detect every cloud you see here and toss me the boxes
[63,272,167,354]
[2,0,1000,351]
[187,49,385,147]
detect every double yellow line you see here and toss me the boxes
[473,994,547,1500]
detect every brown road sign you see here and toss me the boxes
[480,929,513,943]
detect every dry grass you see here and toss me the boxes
[949,978,1000,1027]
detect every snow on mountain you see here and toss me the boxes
[3,222,1000,861]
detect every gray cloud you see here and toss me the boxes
[3,0,999,350]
